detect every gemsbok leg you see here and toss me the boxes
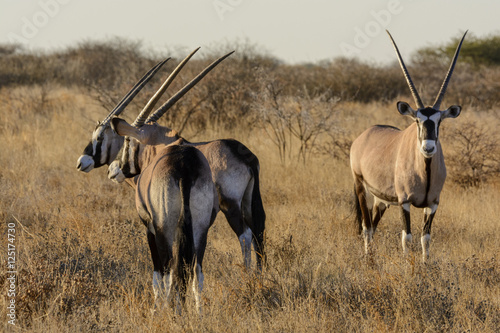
[400,203,413,255]
[146,230,167,301]
[220,200,253,268]
[354,177,374,253]
[371,198,387,233]
[421,204,437,261]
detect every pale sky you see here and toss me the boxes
[1,0,499,64]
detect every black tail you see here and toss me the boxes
[173,177,195,302]
[353,184,363,235]
[250,161,266,269]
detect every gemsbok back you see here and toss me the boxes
[350,30,467,261]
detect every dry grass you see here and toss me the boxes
[0,85,499,332]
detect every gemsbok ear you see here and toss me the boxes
[442,105,461,119]
[397,101,416,118]
[110,117,140,139]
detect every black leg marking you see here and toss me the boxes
[220,197,247,237]
[421,207,437,261]
[355,179,372,232]
[147,230,164,274]
[220,196,254,268]
[400,206,411,235]
[423,211,436,236]
[353,184,363,235]
[372,203,387,233]
[400,204,413,254]
[354,177,374,254]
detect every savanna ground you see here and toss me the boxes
[1,39,500,332]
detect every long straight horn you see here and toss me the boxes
[387,30,425,109]
[101,57,170,126]
[132,47,201,128]
[432,30,468,110]
[146,50,235,124]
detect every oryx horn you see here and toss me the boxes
[101,57,170,126]
[387,30,425,109]
[432,30,468,110]
[146,50,235,124]
[132,47,201,128]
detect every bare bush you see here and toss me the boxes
[187,42,278,131]
[253,72,289,163]
[445,122,500,187]
[317,126,352,162]
[253,70,340,164]
[287,91,340,163]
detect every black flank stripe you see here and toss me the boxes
[133,141,140,174]
[424,158,432,205]
[94,141,102,167]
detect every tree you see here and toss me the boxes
[414,32,500,67]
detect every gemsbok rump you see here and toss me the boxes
[350,30,467,261]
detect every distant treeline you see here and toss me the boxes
[1,34,500,117]
[1,36,499,186]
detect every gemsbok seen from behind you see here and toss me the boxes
[350,30,467,261]
[111,129,218,312]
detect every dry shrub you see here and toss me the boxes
[443,115,500,188]
[252,69,341,164]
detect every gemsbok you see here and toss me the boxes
[350,30,467,261]
[77,48,265,269]
[108,56,266,272]
[116,137,218,312]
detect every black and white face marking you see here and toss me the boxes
[397,102,456,159]
[107,136,141,182]
[76,123,123,172]
[415,108,442,158]
[121,137,141,176]
[77,141,96,172]
[107,160,125,183]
